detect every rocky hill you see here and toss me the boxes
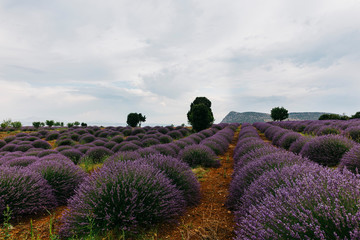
[220,111,329,124]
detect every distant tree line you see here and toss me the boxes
[319,112,360,120]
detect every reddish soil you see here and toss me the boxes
[1,128,240,240]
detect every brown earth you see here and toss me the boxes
[0,127,240,240]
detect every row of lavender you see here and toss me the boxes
[58,123,238,238]
[270,119,360,143]
[0,123,238,238]
[227,123,360,239]
[0,126,192,164]
[254,122,360,172]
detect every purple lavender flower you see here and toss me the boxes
[179,144,220,168]
[300,135,354,166]
[0,166,57,217]
[235,168,360,239]
[59,161,186,238]
[137,154,201,206]
[227,151,307,210]
[29,160,87,205]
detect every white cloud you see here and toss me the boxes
[0,0,360,124]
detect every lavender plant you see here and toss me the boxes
[179,144,220,168]
[235,168,360,240]
[29,160,87,205]
[0,166,57,218]
[300,135,354,166]
[59,161,186,238]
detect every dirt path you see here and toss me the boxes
[157,127,240,239]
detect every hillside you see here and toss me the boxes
[220,111,329,123]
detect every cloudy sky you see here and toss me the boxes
[1,0,359,126]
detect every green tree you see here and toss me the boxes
[1,119,12,129]
[187,97,214,132]
[138,113,146,127]
[74,121,80,126]
[32,122,41,129]
[45,120,55,128]
[351,112,360,119]
[270,107,289,121]
[127,113,146,127]
[11,121,22,129]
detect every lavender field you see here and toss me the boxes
[1,120,360,239]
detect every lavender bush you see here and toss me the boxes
[179,144,220,168]
[29,160,87,205]
[235,168,360,240]
[82,146,114,163]
[59,161,186,238]
[0,166,57,218]
[339,144,360,173]
[227,151,307,210]
[138,154,201,206]
[300,135,354,166]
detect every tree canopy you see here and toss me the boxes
[127,113,146,127]
[270,107,289,121]
[187,97,214,132]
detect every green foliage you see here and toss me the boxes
[74,121,80,126]
[126,113,146,127]
[319,113,349,120]
[351,112,360,119]
[1,119,12,129]
[10,121,22,129]
[187,97,214,132]
[270,107,289,121]
[46,120,55,127]
[2,205,12,240]
[67,123,74,128]
[32,122,41,129]
[81,122,87,127]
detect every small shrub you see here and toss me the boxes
[104,141,117,150]
[45,132,60,141]
[0,166,57,217]
[142,138,161,147]
[81,146,114,163]
[56,139,75,147]
[60,149,84,164]
[104,151,141,165]
[300,135,354,166]
[0,144,17,152]
[110,135,124,144]
[179,144,220,168]
[278,132,302,150]
[14,144,33,152]
[31,140,51,149]
[288,136,311,154]
[345,126,360,143]
[59,161,186,238]
[167,130,182,139]
[37,150,58,158]
[138,154,201,207]
[0,140,6,149]
[339,144,360,173]
[151,144,177,157]
[159,135,172,144]
[29,160,87,205]
[3,136,15,143]
[79,134,95,144]
[1,156,39,168]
